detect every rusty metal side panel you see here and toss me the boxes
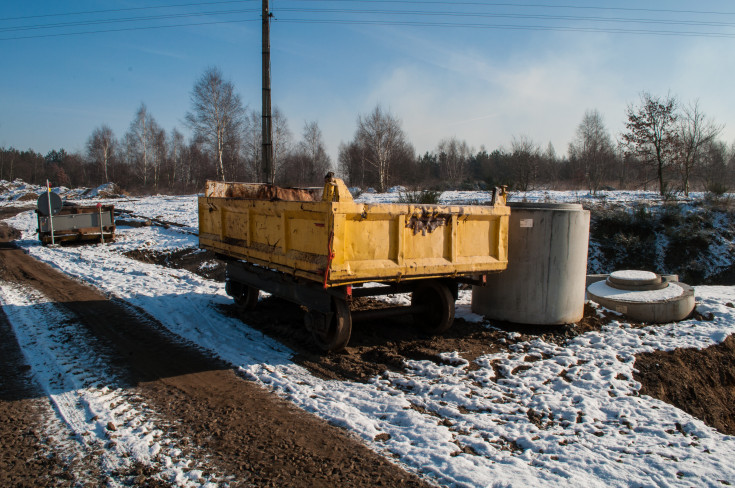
[327,203,510,284]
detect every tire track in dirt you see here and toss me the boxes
[0,302,72,487]
[0,222,432,487]
[0,281,226,486]
[0,210,69,487]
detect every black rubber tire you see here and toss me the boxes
[311,298,352,352]
[411,280,455,334]
[234,284,260,311]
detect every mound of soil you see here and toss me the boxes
[123,248,225,282]
[16,192,39,202]
[634,330,735,436]
[221,295,609,383]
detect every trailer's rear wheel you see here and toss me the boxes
[308,298,352,352]
[412,280,455,334]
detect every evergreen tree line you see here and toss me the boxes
[1,69,733,197]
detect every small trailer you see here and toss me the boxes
[36,193,115,245]
[198,174,510,351]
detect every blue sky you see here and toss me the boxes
[2,0,735,165]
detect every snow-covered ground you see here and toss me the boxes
[2,186,735,487]
[359,186,720,206]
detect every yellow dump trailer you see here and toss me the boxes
[199,175,509,351]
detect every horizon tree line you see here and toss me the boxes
[1,68,734,197]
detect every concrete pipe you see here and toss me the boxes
[472,202,590,325]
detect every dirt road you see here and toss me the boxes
[0,218,431,487]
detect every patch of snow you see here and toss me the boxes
[610,270,658,281]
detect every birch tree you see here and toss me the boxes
[86,125,116,182]
[150,124,167,191]
[568,110,615,192]
[167,128,185,188]
[355,105,409,192]
[243,110,262,181]
[244,107,292,184]
[293,120,331,186]
[185,67,245,182]
[125,104,158,187]
[272,107,292,184]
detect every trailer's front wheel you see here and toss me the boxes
[227,281,260,311]
[412,280,455,334]
[308,298,352,352]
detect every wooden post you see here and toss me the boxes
[47,180,55,246]
[97,203,105,244]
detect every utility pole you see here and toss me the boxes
[262,0,274,185]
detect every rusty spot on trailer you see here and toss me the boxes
[405,211,452,235]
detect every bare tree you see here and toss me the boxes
[272,107,292,184]
[285,120,331,186]
[86,125,116,182]
[699,139,729,194]
[0,148,6,180]
[243,107,291,184]
[676,100,723,196]
[540,142,563,189]
[125,103,158,187]
[185,67,246,182]
[150,124,167,191]
[437,137,470,186]
[354,105,409,192]
[510,135,541,191]
[338,141,364,187]
[166,128,185,189]
[568,110,615,193]
[243,110,262,181]
[622,92,679,195]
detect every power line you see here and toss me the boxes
[5,6,735,34]
[10,0,732,22]
[273,7,735,28]
[0,18,259,41]
[3,0,734,26]
[286,0,735,17]
[3,16,733,41]
[0,9,259,33]
[278,17,735,39]
[0,0,256,22]
[2,2,735,41]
